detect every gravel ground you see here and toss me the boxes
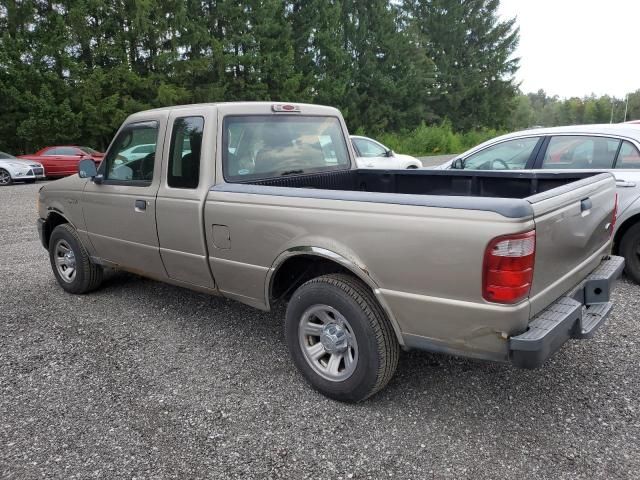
[1,181,639,479]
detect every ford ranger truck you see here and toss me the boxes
[36,102,624,402]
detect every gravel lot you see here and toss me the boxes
[1,181,639,479]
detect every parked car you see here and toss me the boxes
[434,124,640,283]
[37,103,622,402]
[350,135,422,169]
[118,143,156,162]
[0,151,45,186]
[19,145,103,178]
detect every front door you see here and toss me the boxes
[82,117,167,278]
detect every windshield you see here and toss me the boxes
[223,115,350,182]
[0,152,16,159]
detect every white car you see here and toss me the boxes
[0,151,45,186]
[350,135,422,169]
[118,143,156,162]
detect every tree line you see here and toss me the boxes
[510,89,640,130]
[2,1,635,157]
[0,0,519,153]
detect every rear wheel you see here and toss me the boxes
[49,224,103,294]
[0,169,12,186]
[620,223,640,284]
[285,273,399,402]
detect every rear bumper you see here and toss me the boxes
[510,255,625,369]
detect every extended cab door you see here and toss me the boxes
[82,116,167,278]
[155,108,216,289]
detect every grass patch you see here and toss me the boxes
[373,122,504,157]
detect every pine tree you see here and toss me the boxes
[404,0,519,130]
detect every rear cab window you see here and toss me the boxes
[222,116,350,182]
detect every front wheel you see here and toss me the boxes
[620,223,640,284]
[0,168,12,186]
[49,224,103,294]
[285,273,399,402]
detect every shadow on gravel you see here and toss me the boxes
[91,269,612,417]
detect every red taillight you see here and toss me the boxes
[483,230,536,304]
[609,193,618,237]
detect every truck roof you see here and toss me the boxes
[125,101,342,121]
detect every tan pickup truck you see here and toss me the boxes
[37,102,624,402]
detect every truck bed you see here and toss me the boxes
[246,169,597,199]
[213,169,606,219]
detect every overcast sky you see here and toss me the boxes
[498,0,639,99]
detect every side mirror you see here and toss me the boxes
[78,158,98,179]
[385,149,395,158]
[451,158,465,169]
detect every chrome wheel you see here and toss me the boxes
[54,240,77,283]
[0,169,11,185]
[299,304,358,382]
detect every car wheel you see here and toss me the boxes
[49,224,103,294]
[406,165,419,169]
[0,168,13,186]
[285,273,399,402]
[620,223,640,284]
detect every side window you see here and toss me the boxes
[104,121,159,183]
[352,138,387,157]
[542,136,620,169]
[168,116,204,189]
[43,148,60,156]
[57,147,80,156]
[615,141,640,169]
[463,137,539,170]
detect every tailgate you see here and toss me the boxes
[528,173,616,317]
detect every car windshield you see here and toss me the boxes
[0,151,16,159]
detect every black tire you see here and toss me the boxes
[0,168,13,186]
[620,222,640,284]
[49,224,103,294]
[285,273,399,402]
[406,165,419,169]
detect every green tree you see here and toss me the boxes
[404,0,520,130]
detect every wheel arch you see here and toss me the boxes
[266,246,405,346]
[613,212,640,254]
[42,210,73,249]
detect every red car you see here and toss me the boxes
[19,146,104,178]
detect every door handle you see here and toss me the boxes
[616,179,637,188]
[135,199,147,212]
[581,197,592,212]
